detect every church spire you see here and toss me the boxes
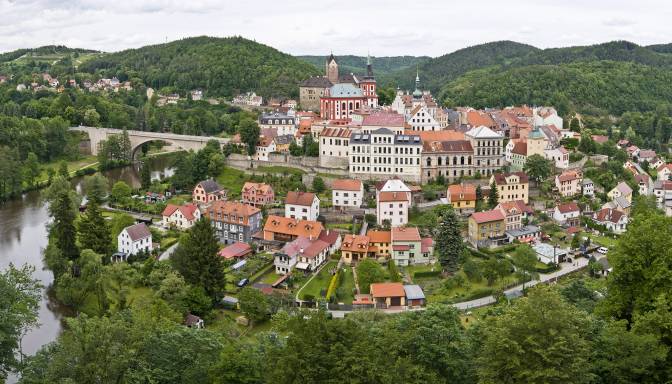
[413,65,422,99]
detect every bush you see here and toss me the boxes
[535,263,560,273]
[463,259,483,282]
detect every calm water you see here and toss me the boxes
[0,156,174,381]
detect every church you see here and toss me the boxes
[299,54,378,118]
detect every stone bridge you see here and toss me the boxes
[70,126,230,156]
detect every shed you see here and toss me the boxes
[403,284,426,307]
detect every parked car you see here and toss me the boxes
[237,278,249,287]
[597,247,608,254]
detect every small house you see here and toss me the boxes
[117,223,152,259]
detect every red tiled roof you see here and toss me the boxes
[124,223,151,242]
[332,179,362,191]
[421,237,434,253]
[362,112,405,127]
[557,170,581,183]
[392,244,410,251]
[341,234,371,252]
[556,202,580,214]
[366,230,391,243]
[422,140,473,153]
[512,141,527,156]
[392,226,421,242]
[286,191,316,206]
[447,184,476,202]
[204,201,261,225]
[264,215,324,239]
[321,127,352,138]
[471,209,505,224]
[370,282,405,298]
[162,203,199,221]
[218,242,252,259]
[494,172,530,185]
[594,208,625,224]
[410,130,465,142]
[378,191,409,202]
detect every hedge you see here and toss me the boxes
[325,271,340,300]
[535,263,560,274]
[414,270,442,279]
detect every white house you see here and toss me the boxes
[117,223,153,258]
[285,191,320,221]
[582,178,594,197]
[593,208,628,234]
[533,107,563,129]
[544,146,569,169]
[161,203,200,230]
[331,179,363,211]
[377,191,409,226]
[553,202,581,227]
[407,105,440,131]
[255,137,276,161]
[657,164,672,182]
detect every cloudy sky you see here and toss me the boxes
[1,0,671,57]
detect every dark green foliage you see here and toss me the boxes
[79,36,319,99]
[523,154,553,182]
[488,180,499,208]
[171,218,225,300]
[77,201,112,256]
[238,287,270,325]
[436,209,463,273]
[311,176,325,193]
[356,259,385,294]
[46,177,79,261]
[297,55,430,78]
[139,157,151,189]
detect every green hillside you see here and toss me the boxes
[297,55,430,77]
[78,36,320,99]
[384,41,539,90]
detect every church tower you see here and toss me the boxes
[326,53,339,84]
[361,54,378,107]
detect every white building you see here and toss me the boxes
[285,191,320,221]
[319,127,351,158]
[533,106,563,129]
[259,112,297,136]
[407,105,440,132]
[332,179,364,211]
[593,208,628,234]
[552,202,581,226]
[255,137,276,161]
[349,128,422,183]
[161,203,201,230]
[582,178,595,197]
[117,223,153,258]
[465,125,505,176]
[377,191,409,226]
[544,146,569,169]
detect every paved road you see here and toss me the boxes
[158,242,178,261]
[452,257,589,310]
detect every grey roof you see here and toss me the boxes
[403,284,425,300]
[394,135,421,145]
[614,181,633,196]
[582,178,593,185]
[300,76,333,88]
[124,223,151,242]
[260,112,294,125]
[505,225,541,238]
[329,83,363,98]
[198,179,223,194]
[351,133,370,143]
[597,257,611,270]
[274,135,294,145]
[222,296,239,304]
[613,196,631,209]
[370,127,395,135]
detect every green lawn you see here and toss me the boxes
[298,261,338,300]
[336,267,356,304]
[259,269,283,285]
[216,167,247,199]
[588,233,619,248]
[326,223,353,231]
[37,155,98,182]
[166,194,192,206]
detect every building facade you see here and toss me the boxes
[349,128,422,182]
[203,201,263,245]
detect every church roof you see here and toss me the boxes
[329,83,363,98]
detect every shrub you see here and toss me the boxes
[414,270,441,279]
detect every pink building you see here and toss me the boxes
[241,182,275,207]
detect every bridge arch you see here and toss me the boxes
[130,137,189,159]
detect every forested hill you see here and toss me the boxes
[78,36,320,99]
[297,55,430,76]
[436,41,672,116]
[0,45,99,63]
[384,41,539,90]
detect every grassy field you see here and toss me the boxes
[587,233,619,248]
[216,167,248,198]
[255,165,305,176]
[336,267,356,304]
[298,261,338,300]
[37,155,98,182]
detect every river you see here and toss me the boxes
[0,156,174,382]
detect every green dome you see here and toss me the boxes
[412,88,422,98]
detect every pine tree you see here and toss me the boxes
[488,180,499,209]
[475,185,484,212]
[49,183,79,261]
[120,129,132,162]
[140,157,151,190]
[171,217,225,300]
[436,209,463,273]
[78,201,112,256]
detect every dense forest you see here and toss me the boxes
[78,36,320,99]
[297,55,430,77]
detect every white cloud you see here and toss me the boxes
[0,0,670,56]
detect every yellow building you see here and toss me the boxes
[468,209,506,247]
[446,184,477,213]
[490,172,530,204]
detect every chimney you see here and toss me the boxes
[300,248,304,254]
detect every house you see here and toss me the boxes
[653,180,672,204]
[626,145,640,158]
[203,201,263,245]
[285,191,320,221]
[259,111,297,136]
[193,179,227,204]
[377,191,409,226]
[255,136,276,161]
[553,202,581,227]
[161,203,200,229]
[421,237,434,260]
[657,163,672,181]
[635,174,652,196]
[544,146,569,169]
[408,105,440,131]
[465,125,505,176]
[241,182,275,207]
[218,242,253,260]
[490,172,530,204]
[509,141,527,171]
[391,227,425,266]
[262,215,324,243]
[603,196,632,216]
[273,135,294,153]
[608,182,633,203]
[533,243,569,264]
[593,208,628,234]
[370,282,406,308]
[533,107,563,129]
[404,284,426,308]
[367,230,392,258]
[273,236,331,275]
[446,183,476,214]
[496,201,524,230]
[638,150,657,164]
[185,314,204,329]
[319,127,351,167]
[597,257,612,277]
[332,179,363,211]
[117,223,152,258]
[468,209,506,247]
[555,170,582,197]
[505,225,541,244]
[582,178,595,197]
[341,234,376,264]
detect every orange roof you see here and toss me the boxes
[512,141,527,156]
[242,182,273,194]
[366,230,391,243]
[263,215,323,239]
[406,130,465,142]
[286,191,316,206]
[162,203,199,221]
[370,282,405,298]
[341,234,371,253]
[557,170,581,183]
[378,191,408,202]
[321,127,352,138]
[466,110,495,127]
[392,226,421,242]
[204,201,260,225]
[447,184,476,202]
[332,179,362,191]
[471,209,505,224]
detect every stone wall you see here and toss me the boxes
[226,153,349,178]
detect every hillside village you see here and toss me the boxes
[89,52,672,328]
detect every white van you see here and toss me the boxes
[597,247,608,254]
